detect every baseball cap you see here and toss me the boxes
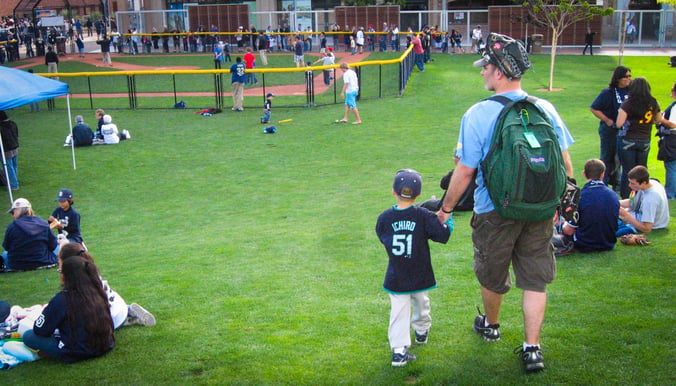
[393,169,422,199]
[8,198,31,213]
[473,33,532,80]
[56,188,73,202]
[327,47,333,52]
[267,93,275,97]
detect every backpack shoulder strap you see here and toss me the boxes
[486,95,512,106]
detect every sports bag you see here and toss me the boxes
[481,95,567,222]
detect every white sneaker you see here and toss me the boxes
[127,303,156,326]
[122,129,131,140]
[2,341,40,361]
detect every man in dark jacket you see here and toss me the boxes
[0,110,19,190]
[2,198,58,271]
[71,115,94,147]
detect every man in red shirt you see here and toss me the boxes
[411,33,424,72]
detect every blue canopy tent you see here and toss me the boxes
[0,66,73,204]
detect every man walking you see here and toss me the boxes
[436,33,574,372]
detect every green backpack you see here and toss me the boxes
[481,96,567,222]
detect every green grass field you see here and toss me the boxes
[1,52,674,385]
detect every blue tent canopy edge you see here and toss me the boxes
[0,66,69,110]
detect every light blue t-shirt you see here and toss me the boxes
[455,90,575,214]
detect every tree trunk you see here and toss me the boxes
[548,27,559,92]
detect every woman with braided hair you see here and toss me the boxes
[20,249,115,363]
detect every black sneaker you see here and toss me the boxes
[515,345,545,372]
[414,330,428,344]
[391,351,416,367]
[473,306,500,341]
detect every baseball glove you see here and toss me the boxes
[559,177,581,225]
[620,234,650,246]
[49,220,60,230]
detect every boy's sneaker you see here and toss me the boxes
[391,351,416,367]
[414,330,428,344]
[515,345,545,372]
[473,307,500,341]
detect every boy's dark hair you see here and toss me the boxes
[584,159,606,180]
[236,57,242,62]
[627,165,650,184]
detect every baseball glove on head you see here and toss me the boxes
[620,234,650,246]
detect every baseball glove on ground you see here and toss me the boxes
[620,234,651,246]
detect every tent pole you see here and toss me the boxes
[67,95,76,170]
[0,137,12,205]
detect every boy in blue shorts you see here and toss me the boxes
[376,169,453,367]
[337,62,362,124]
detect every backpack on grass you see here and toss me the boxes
[481,95,567,222]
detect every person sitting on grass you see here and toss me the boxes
[7,252,115,363]
[64,115,94,147]
[98,114,131,145]
[2,198,58,272]
[617,165,670,236]
[551,159,619,255]
[376,169,453,367]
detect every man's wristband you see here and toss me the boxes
[441,207,453,214]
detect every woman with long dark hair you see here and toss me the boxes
[590,66,632,191]
[22,250,115,363]
[615,76,661,198]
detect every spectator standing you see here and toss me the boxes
[0,110,20,190]
[656,82,676,199]
[590,66,632,192]
[615,76,660,198]
[45,45,59,80]
[356,27,365,54]
[471,25,483,52]
[243,47,257,85]
[96,35,112,66]
[582,28,595,55]
[411,33,425,72]
[436,33,574,373]
[213,43,224,69]
[294,35,304,67]
[314,48,335,86]
[257,31,268,65]
[230,57,246,112]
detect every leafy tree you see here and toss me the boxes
[520,1,613,91]
[657,0,676,5]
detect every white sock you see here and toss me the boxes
[524,342,540,351]
[393,347,406,355]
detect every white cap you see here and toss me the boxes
[8,198,31,213]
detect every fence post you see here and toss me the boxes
[127,75,137,110]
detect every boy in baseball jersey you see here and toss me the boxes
[261,93,274,123]
[375,169,453,367]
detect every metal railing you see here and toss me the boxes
[39,47,415,111]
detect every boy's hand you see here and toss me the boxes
[445,214,454,236]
